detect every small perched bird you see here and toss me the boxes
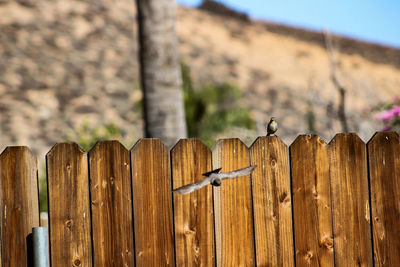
[267,117,278,136]
[173,165,257,194]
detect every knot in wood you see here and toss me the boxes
[73,258,81,266]
[304,250,313,262]
[279,192,291,207]
[184,228,196,235]
[279,192,288,203]
[321,236,333,249]
[65,219,73,229]
[270,158,277,167]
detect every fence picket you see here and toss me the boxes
[212,138,255,266]
[46,143,92,267]
[171,139,214,266]
[368,132,400,266]
[131,138,175,266]
[290,135,333,266]
[250,136,294,266]
[329,133,373,266]
[0,147,39,267]
[89,141,134,266]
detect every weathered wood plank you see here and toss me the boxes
[89,141,134,266]
[212,138,254,266]
[250,136,294,266]
[368,132,400,266]
[329,133,373,266]
[171,139,214,266]
[46,143,92,267]
[290,135,333,266]
[0,147,39,267]
[131,138,174,266]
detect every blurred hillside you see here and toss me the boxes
[1,0,400,160]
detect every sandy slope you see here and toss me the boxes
[177,6,400,143]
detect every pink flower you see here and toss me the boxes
[393,96,399,103]
[376,109,395,120]
[376,105,400,121]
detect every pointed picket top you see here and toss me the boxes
[250,135,288,150]
[290,134,328,148]
[47,142,86,157]
[212,137,247,147]
[367,131,400,146]
[171,138,210,153]
[89,140,129,154]
[329,132,366,145]
[130,138,168,154]
[0,145,37,160]
[0,147,38,179]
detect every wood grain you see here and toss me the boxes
[46,143,92,267]
[171,139,214,266]
[368,132,400,266]
[131,138,175,266]
[290,135,333,266]
[329,133,373,266]
[0,147,39,267]
[250,136,294,266]
[212,138,255,266]
[89,141,134,266]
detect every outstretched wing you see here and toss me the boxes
[219,165,257,180]
[173,176,212,194]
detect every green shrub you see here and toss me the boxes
[182,61,255,146]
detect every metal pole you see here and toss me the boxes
[32,227,49,267]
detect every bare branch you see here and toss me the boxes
[323,28,349,132]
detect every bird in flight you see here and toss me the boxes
[267,117,278,136]
[173,165,257,194]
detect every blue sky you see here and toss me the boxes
[178,0,400,48]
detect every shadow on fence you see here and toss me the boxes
[0,132,399,266]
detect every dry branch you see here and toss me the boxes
[323,29,349,132]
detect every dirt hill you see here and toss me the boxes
[1,0,400,162]
[177,5,400,141]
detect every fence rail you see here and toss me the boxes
[0,132,399,266]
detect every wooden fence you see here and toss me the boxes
[0,132,399,266]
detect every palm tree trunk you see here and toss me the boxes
[136,0,187,146]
